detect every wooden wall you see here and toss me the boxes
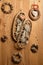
[0,0,43,65]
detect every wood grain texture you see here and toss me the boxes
[0,0,43,65]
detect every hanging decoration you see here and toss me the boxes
[29,0,40,21]
[11,11,32,49]
[1,3,13,14]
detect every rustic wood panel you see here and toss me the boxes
[0,0,43,65]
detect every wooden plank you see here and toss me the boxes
[0,0,43,65]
